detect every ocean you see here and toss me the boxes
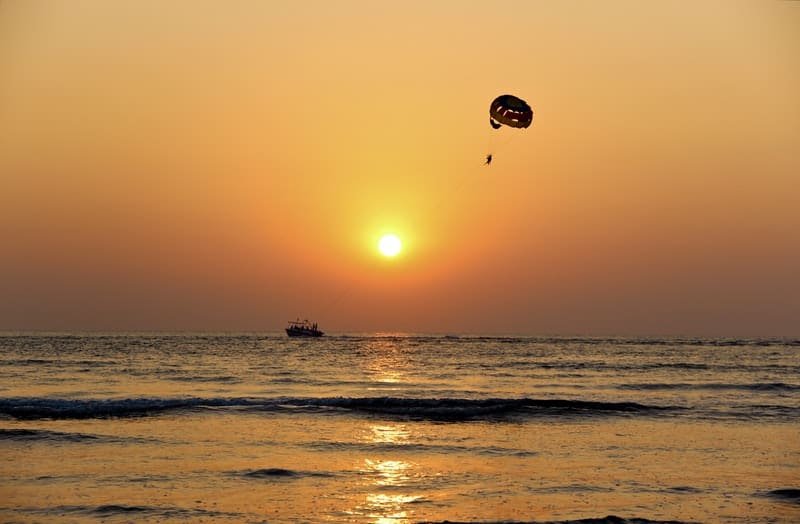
[1,333,798,523]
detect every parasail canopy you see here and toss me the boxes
[489,94,533,129]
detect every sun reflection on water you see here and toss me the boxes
[350,423,424,524]
[360,339,410,386]
[352,340,426,522]
[370,424,409,445]
[364,492,424,524]
[364,458,412,487]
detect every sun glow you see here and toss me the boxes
[378,234,402,257]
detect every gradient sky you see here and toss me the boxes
[1,1,798,335]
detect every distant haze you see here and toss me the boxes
[1,1,798,335]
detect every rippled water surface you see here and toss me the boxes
[1,333,798,523]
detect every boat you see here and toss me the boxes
[285,319,324,338]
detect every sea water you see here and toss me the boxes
[1,333,798,523]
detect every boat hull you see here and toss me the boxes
[285,328,324,338]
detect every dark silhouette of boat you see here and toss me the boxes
[285,319,324,338]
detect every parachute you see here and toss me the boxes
[489,94,533,130]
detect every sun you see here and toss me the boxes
[378,234,402,257]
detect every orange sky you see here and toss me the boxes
[1,1,798,334]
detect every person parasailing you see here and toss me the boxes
[486,94,533,163]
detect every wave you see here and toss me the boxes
[167,374,242,384]
[333,334,800,346]
[0,427,157,444]
[29,504,242,520]
[305,440,538,457]
[0,428,100,442]
[0,396,671,421]
[491,360,799,374]
[240,468,336,480]
[619,382,800,392]
[762,488,800,504]
[418,516,697,524]
[300,397,666,419]
[243,467,299,478]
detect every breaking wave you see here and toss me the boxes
[0,396,671,421]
